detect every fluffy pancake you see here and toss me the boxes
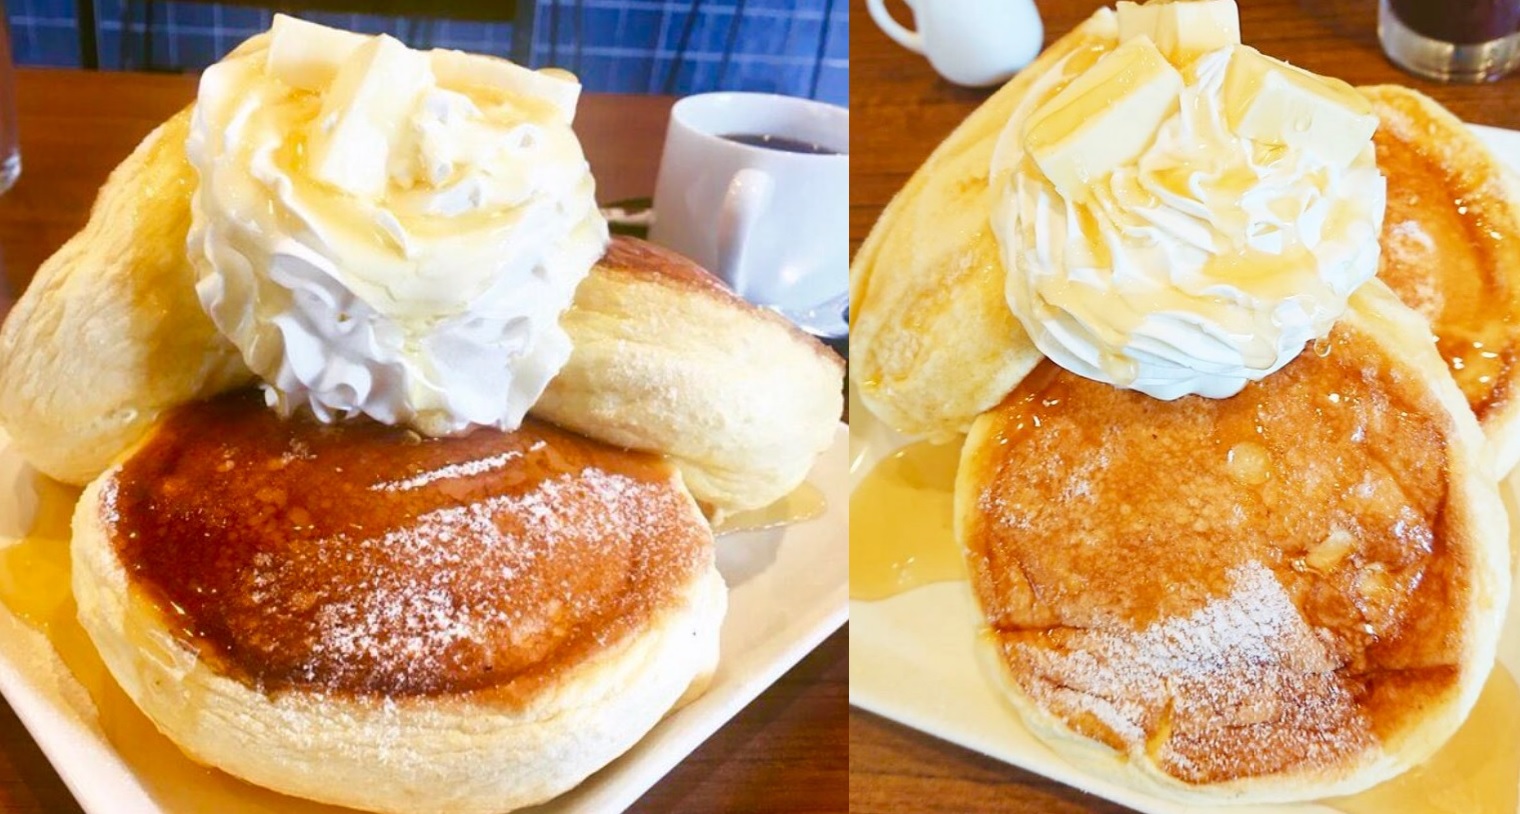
[1363,84,1520,475]
[847,14,1117,441]
[536,237,844,517]
[957,281,1509,803]
[0,107,253,486]
[72,390,725,814]
[0,100,839,516]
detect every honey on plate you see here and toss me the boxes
[713,482,827,535]
[0,474,352,813]
[849,438,966,601]
[1330,665,1520,814]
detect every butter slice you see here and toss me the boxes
[430,49,580,122]
[306,35,432,198]
[1116,0,1240,65]
[1023,36,1183,200]
[1224,46,1377,167]
[266,14,366,91]
[268,16,577,120]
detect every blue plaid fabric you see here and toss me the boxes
[6,0,847,106]
[535,0,846,103]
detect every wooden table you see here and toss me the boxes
[849,1,1520,812]
[0,68,846,814]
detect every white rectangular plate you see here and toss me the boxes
[0,424,848,814]
[849,125,1520,814]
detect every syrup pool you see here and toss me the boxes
[848,438,965,601]
[0,473,416,813]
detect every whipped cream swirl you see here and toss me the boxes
[187,18,608,434]
[991,46,1386,399]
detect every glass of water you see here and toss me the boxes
[0,11,19,194]
[1379,0,1520,82]
[0,11,18,194]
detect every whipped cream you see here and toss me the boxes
[187,15,608,434]
[991,39,1385,400]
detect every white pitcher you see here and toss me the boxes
[867,0,1044,87]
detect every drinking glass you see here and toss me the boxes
[1379,0,1520,82]
[0,11,19,194]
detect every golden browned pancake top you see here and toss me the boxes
[963,327,1476,785]
[104,390,712,700]
[597,235,844,372]
[1373,90,1520,428]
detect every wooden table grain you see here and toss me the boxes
[849,1,1520,811]
[0,68,846,814]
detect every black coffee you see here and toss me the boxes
[720,133,839,155]
[1389,0,1520,43]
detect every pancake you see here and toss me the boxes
[848,12,1116,441]
[1363,84,1520,476]
[852,13,1520,470]
[536,237,844,518]
[957,281,1509,804]
[72,390,725,814]
[0,105,841,517]
[0,106,254,487]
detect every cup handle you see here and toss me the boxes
[866,0,924,54]
[716,167,775,301]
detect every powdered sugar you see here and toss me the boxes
[96,479,120,526]
[1381,219,1442,318]
[1009,560,1373,781]
[230,465,685,695]
[107,395,712,699]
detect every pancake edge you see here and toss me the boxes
[69,422,727,814]
[1359,82,1520,480]
[955,279,1510,805]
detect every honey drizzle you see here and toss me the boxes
[0,475,354,813]
[848,439,966,601]
[713,483,827,536]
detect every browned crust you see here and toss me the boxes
[107,389,714,705]
[962,321,1475,787]
[1365,84,1520,452]
[594,236,844,373]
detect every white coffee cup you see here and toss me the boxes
[867,0,1043,87]
[650,92,848,332]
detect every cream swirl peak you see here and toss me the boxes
[187,15,608,434]
[991,1,1385,400]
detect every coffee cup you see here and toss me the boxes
[866,0,1043,87]
[650,92,848,335]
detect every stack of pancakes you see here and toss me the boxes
[0,72,843,814]
[854,8,1517,805]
